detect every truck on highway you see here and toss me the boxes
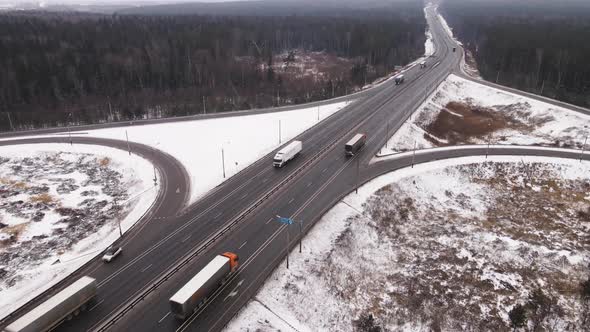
[273,140,302,168]
[345,133,366,156]
[169,252,239,320]
[4,276,97,332]
[394,74,405,85]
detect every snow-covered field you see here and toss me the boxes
[0,143,156,318]
[0,101,351,205]
[381,74,590,155]
[226,155,590,331]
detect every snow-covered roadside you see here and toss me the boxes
[226,155,590,331]
[380,74,590,155]
[0,143,156,319]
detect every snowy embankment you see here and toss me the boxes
[226,155,590,331]
[380,74,590,155]
[0,143,156,318]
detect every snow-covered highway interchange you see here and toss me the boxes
[1,4,589,332]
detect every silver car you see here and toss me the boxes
[102,246,122,263]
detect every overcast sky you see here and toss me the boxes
[0,0,253,6]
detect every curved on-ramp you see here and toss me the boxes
[0,136,190,328]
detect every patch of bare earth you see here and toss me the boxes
[423,101,545,146]
[317,162,589,331]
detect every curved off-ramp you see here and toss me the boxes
[0,136,190,328]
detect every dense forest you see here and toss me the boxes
[440,0,590,108]
[0,0,426,131]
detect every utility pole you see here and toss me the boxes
[540,79,546,95]
[496,70,500,83]
[317,106,320,122]
[203,96,206,114]
[355,156,360,194]
[125,130,131,155]
[115,198,122,237]
[581,135,588,162]
[286,226,290,269]
[5,112,14,131]
[412,141,416,168]
[385,121,390,149]
[221,147,226,178]
[152,145,158,186]
[298,220,303,253]
[107,97,113,122]
[67,112,73,145]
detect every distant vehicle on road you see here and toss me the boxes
[394,75,405,85]
[4,276,97,332]
[102,246,122,263]
[273,141,302,168]
[345,133,367,156]
[169,252,239,320]
[420,61,426,68]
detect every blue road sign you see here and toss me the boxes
[276,215,294,225]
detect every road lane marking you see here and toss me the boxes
[140,264,153,273]
[223,280,244,302]
[266,217,273,224]
[238,241,247,249]
[262,178,268,183]
[158,312,171,323]
[214,211,222,219]
[240,193,248,200]
[181,235,191,243]
[89,299,104,312]
[307,182,312,188]
[322,168,327,173]
[288,198,294,204]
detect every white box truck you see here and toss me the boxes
[169,252,239,320]
[273,140,302,168]
[4,276,97,332]
[345,133,367,156]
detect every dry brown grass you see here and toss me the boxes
[424,101,532,146]
[30,193,55,204]
[3,222,29,239]
[0,177,28,189]
[99,157,111,167]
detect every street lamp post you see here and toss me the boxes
[279,120,282,144]
[581,134,588,162]
[298,220,303,253]
[152,142,159,186]
[222,147,226,178]
[412,140,417,168]
[355,155,360,194]
[125,130,131,155]
[114,198,122,237]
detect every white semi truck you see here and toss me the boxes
[4,276,97,332]
[169,252,239,320]
[273,140,302,168]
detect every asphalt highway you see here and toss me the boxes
[1,4,588,332]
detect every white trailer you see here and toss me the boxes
[169,252,239,320]
[4,276,97,332]
[273,140,302,168]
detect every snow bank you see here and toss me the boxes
[0,143,156,319]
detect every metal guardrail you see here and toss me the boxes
[94,44,455,331]
[94,122,346,331]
